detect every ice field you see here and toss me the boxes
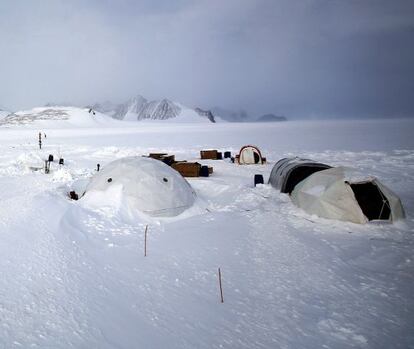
[0,114,413,348]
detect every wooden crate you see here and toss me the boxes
[172,162,201,177]
[147,153,176,166]
[200,149,218,160]
[148,153,168,160]
[160,154,175,166]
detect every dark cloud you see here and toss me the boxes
[0,0,413,118]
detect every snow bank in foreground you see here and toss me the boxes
[0,120,413,348]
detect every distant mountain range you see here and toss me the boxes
[92,95,216,123]
[211,107,287,122]
[0,107,11,119]
[1,97,287,124]
[256,114,287,122]
[92,96,287,123]
[210,107,249,122]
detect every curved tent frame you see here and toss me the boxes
[268,157,332,194]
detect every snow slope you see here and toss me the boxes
[0,118,413,348]
[0,106,118,128]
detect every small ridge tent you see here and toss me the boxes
[291,167,405,224]
[84,156,196,217]
[237,145,264,165]
[268,157,331,194]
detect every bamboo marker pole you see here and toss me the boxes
[218,267,224,303]
[144,225,148,257]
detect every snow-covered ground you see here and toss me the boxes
[0,118,413,348]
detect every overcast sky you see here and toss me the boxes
[0,0,413,118]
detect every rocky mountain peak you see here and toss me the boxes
[194,108,216,123]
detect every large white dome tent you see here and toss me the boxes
[291,167,405,224]
[83,156,196,217]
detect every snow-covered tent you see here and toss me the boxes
[268,157,331,193]
[291,167,405,224]
[84,156,196,217]
[237,145,264,165]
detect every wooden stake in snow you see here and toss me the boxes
[44,160,50,174]
[218,267,224,303]
[144,225,148,257]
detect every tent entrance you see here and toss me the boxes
[350,182,391,220]
[239,146,263,164]
[285,165,331,194]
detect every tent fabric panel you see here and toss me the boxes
[240,147,255,164]
[268,157,331,193]
[291,167,405,224]
[268,158,313,190]
[283,164,332,194]
[372,179,406,221]
[291,169,367,224]
[268,157,289,190]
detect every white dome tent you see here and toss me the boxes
[291,167,405,224]
[237,145,264,165]
[84,156,196,217]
